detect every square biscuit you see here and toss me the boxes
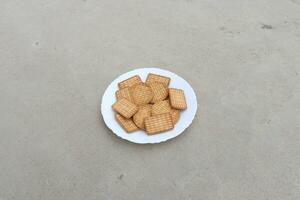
[169,88,187,110]
[148,82,168,103]
[115,113,138,133]
[144,113,174,135]
[146,73,170,87]
[115,87,133,102]
[133,104,152,129]
[130,84,153,105]
[112,98,138,118]
[118,75,142,89]
[151,100,171,116]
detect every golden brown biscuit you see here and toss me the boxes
[151,100,171,116]
[133,104,152,129]
[148,82,168,103]
[115,113,138,133]
[144,113,174,135]
[112,98,138,118]
[146,73,170,87]
[115,87,133,102]
[169,88,187,110]
[118,75,142,89]
[130,84,153,105]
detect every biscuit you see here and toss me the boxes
[112,98,138,118]
[146,73,170,87]
[118,75,142,89]
[130,84,153,105]
[169,88,187,110]
[133,104,152,129]
[148,82,168,103]
[151,100,171,116]
[170,108,180,124]
[115,113,138,133]
[144,113,174,135]
[115,87,133,102]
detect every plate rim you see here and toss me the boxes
[100,67,198,144]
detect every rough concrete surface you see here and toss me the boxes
[0,0,300,199]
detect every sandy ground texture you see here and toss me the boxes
[1,0,300,199]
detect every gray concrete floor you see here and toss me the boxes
[1,0,300,199]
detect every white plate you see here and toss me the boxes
[101,68,197,144]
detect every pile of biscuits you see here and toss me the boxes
[112,73,187,135]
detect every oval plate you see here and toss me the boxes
[101,68,197,144]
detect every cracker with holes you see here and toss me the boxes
[115,87,133,102]
[118,75,142,89]
[130,84,153,105]
[148,82,168,103]
[112,98,138,118]
[133,104,152,129]
[146,73,170,87]
[151,100,171,116]
[115,113,138,133]
[169,88,187,110]
[144,113,174,135]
